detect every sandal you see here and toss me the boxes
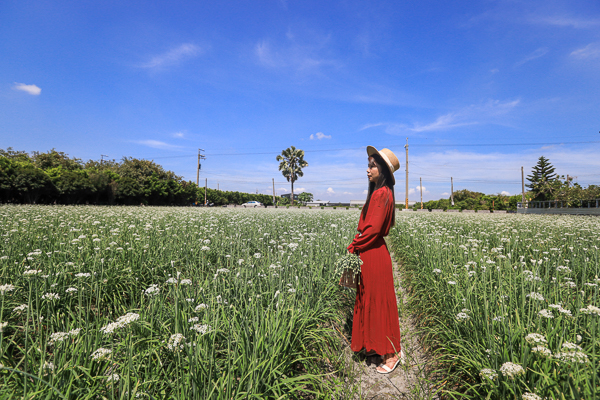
[376,356,400,374]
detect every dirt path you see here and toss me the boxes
[341,250,438,399]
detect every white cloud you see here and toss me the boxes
[501,191,510,196]
[13,83,41,95]
[278,187,288,193]
[134,140,184,151]
[361,99,520,135]
[172,132,185,138]
[343,191,352,195]
[570,43,600,59]
[140,43,202,69]
[327,187,335,194]
[515,47,549,66]
[533,16,600,29]
[295,187,305,193]
[408,186,428,195]
[441,192,449,196]
[254,33,339,72]
[309,132,331,140]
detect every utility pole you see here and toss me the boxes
[100,155,108,165]
[420,177,423,209]
[404,138,409,209]
[566,174,570,187]
[204,178,207,206]
[451,177,454,206]
[196,149,206,187]
[272,178,275,205]
[217,182,219,191]
[521,167,525,205]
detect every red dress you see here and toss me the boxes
[347,186,401,355]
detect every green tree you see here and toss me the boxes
[526,156,557,201]
[298,192,313,205]
[276,146,308,206]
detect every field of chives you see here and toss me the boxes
[389,213,600,400]
[0,206,361,399]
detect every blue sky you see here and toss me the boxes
[1,0,599,202]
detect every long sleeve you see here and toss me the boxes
[347,189,390,254]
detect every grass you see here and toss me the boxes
[0,205,361,399]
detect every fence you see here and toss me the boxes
[517,199,600,215]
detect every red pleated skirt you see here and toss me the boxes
[351,238,401,355]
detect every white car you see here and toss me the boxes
[241,201,263,208]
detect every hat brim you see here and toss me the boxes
[366,146,396,185]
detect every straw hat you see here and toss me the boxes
[366,146,400,185]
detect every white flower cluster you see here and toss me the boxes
[42,293,60,301]
[561,342,582,351]
[538,309,554,319]
[479,368,497,380]
[166,278,178,284]
[190,324,210,335]
[100,312,140,334]
[526,292,544,301]
[144,284,160,296]
[254,253,261,259]
[499,362,524,379]
[433,268,442,274]
[554,351,589,364]
[522,393,543,400]
[556,265,572,273]
[166,333,186,352]
[74,272,91,278]
[201,246,210,251]
[531,346,552,358]
[43,361,55,372]
[180,279,192,285]
[66,287,78,294]
[91,347,112,361]
[106,374,120,382]
[195,304,208,312]
[456,312,470,321]
[579,304,600,316]
[0,284,16,295]
[216,268,230,274]
[13,304,28,313]
[188,317,199,323]
[548,304,572,316]
[23,269,42,276]
[49,328,81,345]
[525,333,547,345]
[0,321,8,333]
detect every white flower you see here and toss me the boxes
[448,281,457,285]
[456,312,470,321]
[144,285,160,296]
[48,328,81,345]
[42,293,60,301]
[106,374,120,382]
[479,368,497,380]
[91,347,112,361]
[526,292,544,301]
[238,259,244,265]
[531,346,552,357]
[525,333,547,345]
[166,333,186,352]
[75,272,91,278]
[23,269,42,276]
[216,268,230,274]
[66,287,78,294]
[43,361,55,372]
[180,279,192,285]
[188,317,199,323]
[190,324,210,335]
[561,342,582,352]
[288,288,296,293]
[522,393,542,400]
[100,312,140,334]
[13,304,28,313]
[499,362,524,379]
[0,321,8,333]
[433,268,442,274]
[166,278,178,284]
[254,253,261,259]
[201,246,210,251]
[0,284,16,295]
[555,351,589,364]
[580,304,600,316]
[538,309,554,319]
[195,304,208,312]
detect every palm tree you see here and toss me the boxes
[276,146,308,206]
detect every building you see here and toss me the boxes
[281,193,299,201]
[350,199,416,207]
[306,200,330,206]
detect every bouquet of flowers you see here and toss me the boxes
[334,253,363,289]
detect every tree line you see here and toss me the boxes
[0,148,274,206]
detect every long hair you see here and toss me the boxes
[362,153,396,226]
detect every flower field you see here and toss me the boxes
[389,213,600,399]
[0,206,360,399]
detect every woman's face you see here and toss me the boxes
[367,156,380,183]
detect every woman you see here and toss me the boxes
[347,146,403,374]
